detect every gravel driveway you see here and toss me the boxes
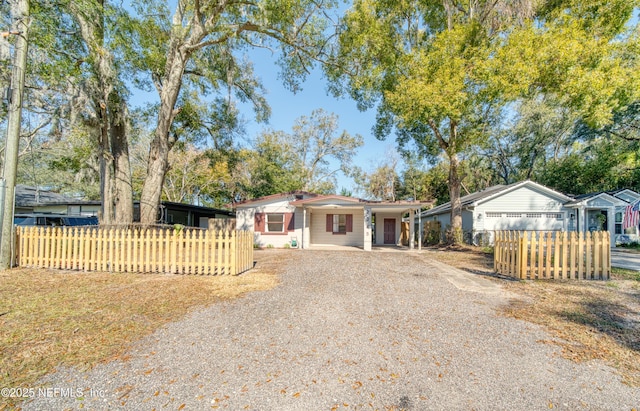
[25,249,639,410]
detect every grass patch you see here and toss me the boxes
[0,253,281,407]
[612,267,640,281]
[426,246,640,386]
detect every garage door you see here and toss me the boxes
[485,212,564,231]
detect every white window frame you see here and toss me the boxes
[266,213,285,233]
[615,211,623,235]
[333,214,347,234]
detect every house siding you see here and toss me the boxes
[481,186,566,212]
[311,210,364,247]
[236,197,302,248]
[475,187,568,233]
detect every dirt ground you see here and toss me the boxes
[424,245,640,386]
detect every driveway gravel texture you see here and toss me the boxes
[25,249,639,410]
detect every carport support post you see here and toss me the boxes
[409,209,415,250]
[418,209,422,251]
[364,206,372,251]
[302,207,309,249]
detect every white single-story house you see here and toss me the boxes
[234,191,426,251]
[420,180,640,246]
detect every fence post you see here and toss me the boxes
[603,231,610,280]
[518,231,528,280]
[230,230,237,275]
[593,231,601,280]
[494,231,500,274]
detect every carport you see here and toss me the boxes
[289,195,425,251]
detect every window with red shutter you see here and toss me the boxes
[285,213,295,232]
[327,214,350,234]
[254,213,265,232]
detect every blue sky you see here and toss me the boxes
[238,54,399,193]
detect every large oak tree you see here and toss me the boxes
[127,0,338,224]
[327,0,639,243]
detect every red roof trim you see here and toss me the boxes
[232,191,318,207]
[290,194,367,205]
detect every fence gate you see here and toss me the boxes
[494,230,610,280]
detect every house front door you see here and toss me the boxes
[383,218,396,245]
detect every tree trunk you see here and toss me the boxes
[139,45,188,224]
[111,98,133,224]
[448,152,463,244]
[71,0,134,225]
[98,102,114,224]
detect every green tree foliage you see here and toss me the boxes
[537,138,640,195]
[120,0,339,224]
[480,96,578,184]
[328,0,538,243]
[0,0,136,222]
[328,0,639,243]
[245,109,363,197]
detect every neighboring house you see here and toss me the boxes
[234,191,426,250]
[565,189,640,242]
[420,180,640,246]
[14,185,234,228]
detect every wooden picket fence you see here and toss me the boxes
[494,230,610,280]
[16,226,254,275]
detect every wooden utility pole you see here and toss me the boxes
[0,0,30,270]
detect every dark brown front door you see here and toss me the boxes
[383,218,396,244]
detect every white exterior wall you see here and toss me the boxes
[479,186,566,213]
[310,210,364,247]
[423,185,571,244]
[475,186,568,233]
[236,197,303,248]
[373,212,402,246]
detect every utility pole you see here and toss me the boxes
[0,0,30,270]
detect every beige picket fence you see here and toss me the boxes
[16,226,254,275]
[494,230,610,280]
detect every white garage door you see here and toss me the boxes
[485,212,564,231]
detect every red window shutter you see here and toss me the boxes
[254,212,265,233]
[346,214,353,232]
[285,213,295,232]
[326,214,333,232]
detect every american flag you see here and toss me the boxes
[623,199,640,230]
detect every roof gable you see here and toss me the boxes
[565,192,629,207]
[610,189,640,204]
[423,181,571,216]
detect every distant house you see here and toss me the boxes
[14,185,234,228]
[563,189,638,237]
[420,180,640,246]
[234,191,426,250]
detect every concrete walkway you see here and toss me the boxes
[611,249,640,271]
